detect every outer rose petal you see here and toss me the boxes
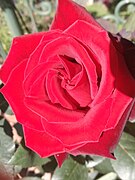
[55,153,68,167]
[40,98,113,145]
[105,90,133,130]
[104,49,135,129]
[0,32,45,84]
[23,126,65,157]
[51,0,101,30]
[109,34,135,79]
[0,60,44,131]
[70,99,134,157]
[110,34,135,121]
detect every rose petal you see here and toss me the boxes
[0,32,45,84]
[109,34,135,93]
[24,96,86,123]
[0,60,44,131]
[55,153,68,167]
[24,30,63,78]
[41,98,113,146]
[110,35,135,122]
[27,72,49,99]
[105,90,133,130]
[59,55,91,107]
[24,41,48,79]
[23,62,55,96]
[59,55,82,79]
[118,37,135,79]
[51,0,101,30]
[23,126,64,157]
[70,100,133,158]
[66,68,91,107]
[104,51,135,127]
[39,36,98,100]
[114,52,135,97]
[103,47,135,129]
[65,20,117,106]
[45,69,78,109]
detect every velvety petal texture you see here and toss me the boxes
[0,0,135,165]
[51,0,101,30]
[55,153,68,167]
[0,32,45,84]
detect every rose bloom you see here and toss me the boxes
[1,0,135,166]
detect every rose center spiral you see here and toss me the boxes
[45,55,92,110]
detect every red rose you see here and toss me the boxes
[1,0,135,166]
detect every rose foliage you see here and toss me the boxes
[0,0,135,166]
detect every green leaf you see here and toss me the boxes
[0,127,15,164]
[97,172,117,180]
[9,144,50,168]
[95,158,114,174]
[111,132,135,180]
[86,155,104,168]
[0,127,15,174]
[52,157,88,180]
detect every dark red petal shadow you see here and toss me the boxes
[104,51,135,129]
[55,153,68,167]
